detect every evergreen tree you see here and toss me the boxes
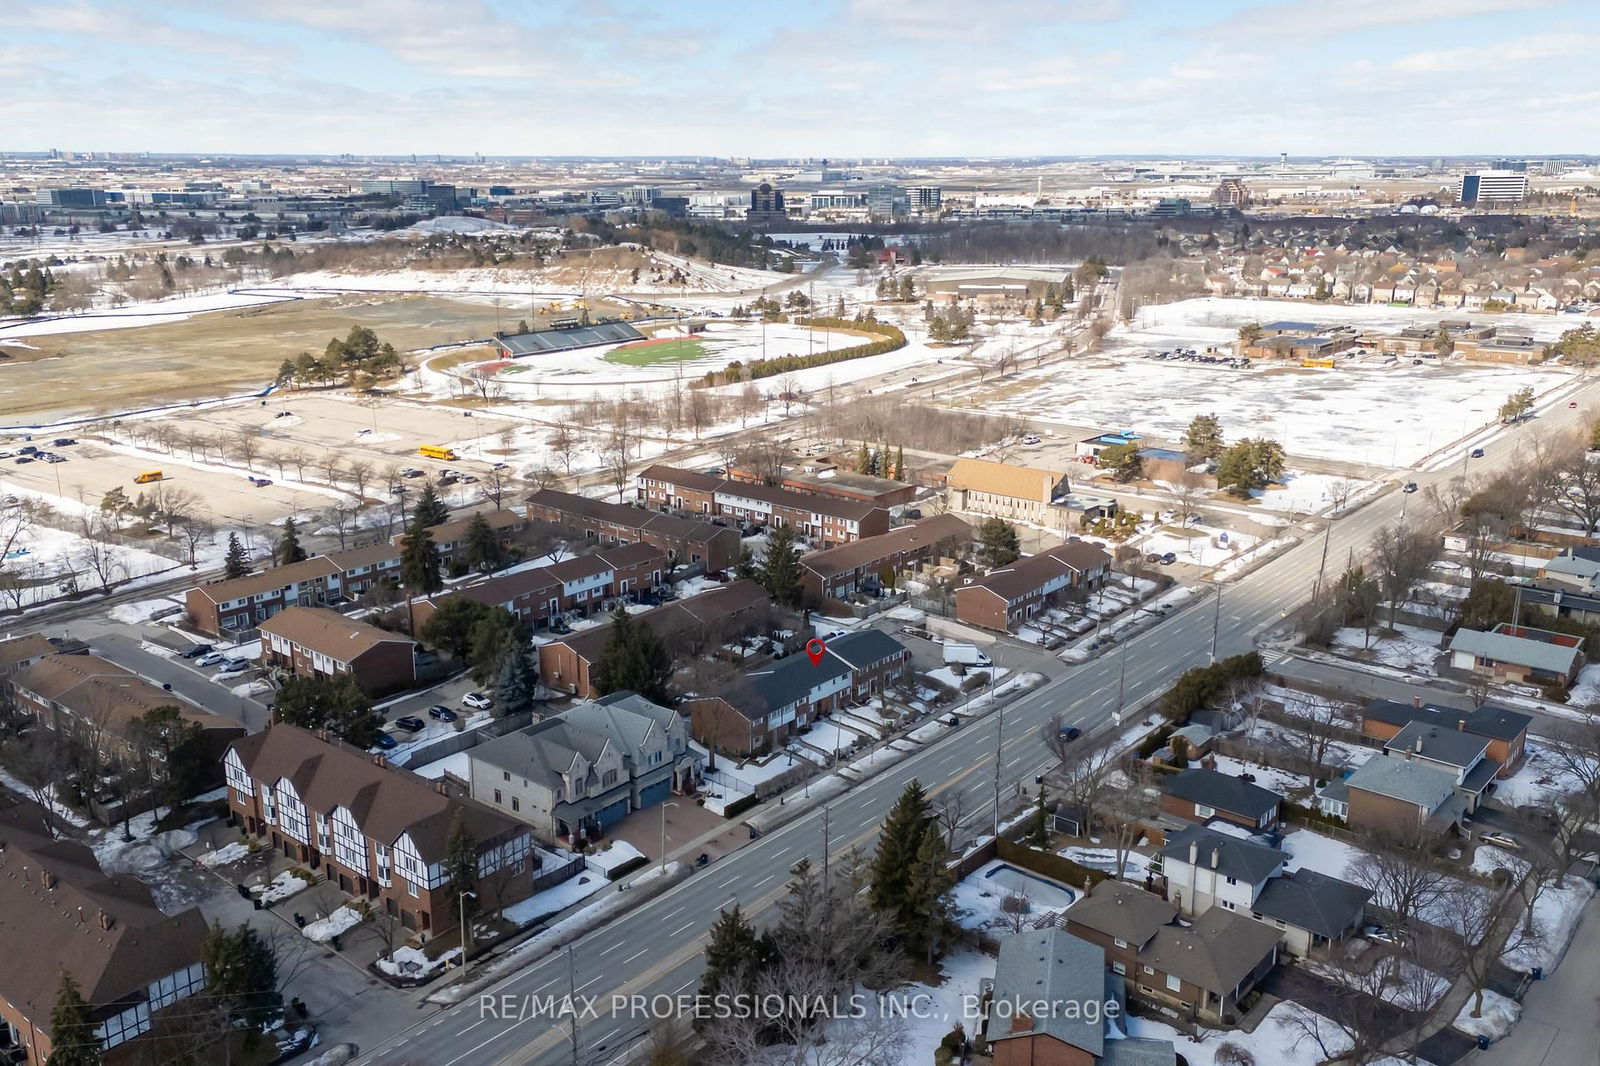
[734,546,758,581]
[757,524,803,607]
[201,921,281,1035]
[271,673,378,747]
[412,484,451,529]
[977,518,1021,568]
[1028,790,1050,848]
[1099,442,1144,482]
[275,516,307,566]
[894,444,906,482]
[593,608,674,703]
[274,359,296,387]
[903,820,955,964]
[47,972,102,1066]
[696,905,774,1034]
[1184,413,1225,462]
[491,645,537,711]
[223,532,250,579]
[1216,438,1287,498]
[468,608,525,685]
[420,598,492,658]
[443,811,479,923]
[400,519,444,595]
[856,441,871,473]
[463,511,505,573]
[868,780,931,920]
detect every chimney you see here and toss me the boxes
[373,755,388,769]
[1457,718,1465,732]
[1414,736,1424,754]
[96,909,113,931]
[435,780,449,796]
[1210,848,1220,870]
[40,869,56,890]
[1412,695,1421,708]
[1189,840,1198,865]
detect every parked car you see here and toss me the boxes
[1362,923,1405,945]
[12,456,33,464]
[372,732,398,751]
[1143,552,1162,564]
[1570,401,1580,409]
[195,652,225,667]
[148,604,184,621]
[427,705,458,722]
[218,657,251,673]
[945,714,961,727]
[1022,435,1041,445]
[1402,482,1418,493]
[43,454,66,464]
[393,716,426,733]
[16,446,37,455]
[1479,831,1520,850]
[458,474,478,484]
[1160,552,1177,565]
[0,451,11,459]
[400,468,424,478]
[179,643,215,659]
[1470,448,1486,458]
[461,692,493,710]
[51,438,76,447]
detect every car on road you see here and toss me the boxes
[1160,552,1177,565]
[1470,448,1485,458]
[0,452,10,459]
[179,643,214,659]
[1058,726,1083,742]
[1143,552,1162,564]
[372,732,398,751]
[427,705,458,722]
[148,605,184,621]
[492,462,509,470]
[461,692,493,710]
[247,476,272,487]
[393,716,426,733]
[1362,923,1405,945]
[195,652,225,667]
[1479,831,1520,850]
[1570,401,1580,409]
[1403,482,1418,493]
[400,468,424,478]
[1022,435,1041,445]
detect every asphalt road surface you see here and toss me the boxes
[349,379,1595,1066]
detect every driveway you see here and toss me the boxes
[1477,892,1600,1065]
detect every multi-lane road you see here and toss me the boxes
[346,369,1597,1066]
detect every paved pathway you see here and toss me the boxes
[1477,892,1600,1066]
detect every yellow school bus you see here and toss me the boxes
[134,470,163,484]
[419,445,458,461]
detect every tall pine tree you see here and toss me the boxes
[400,519,443,595]
[894,444,906,482]
[491,647,537,711]
[412,484,451,529]
[275,516,307,566]
[593,608,674,704]
[757,524,802,607]
[696,905,774,1034]
[47,972,102,1066]
[201,921,281,1035]
[869,780,953,962]
[223,532,250,579]
[463,512,504,573]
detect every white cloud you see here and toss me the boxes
[1196,0,1561,39]
[1389,32,1596,73]
[845,0,1124,41]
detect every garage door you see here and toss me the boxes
[594,797,629,829]
[639,778,670,808]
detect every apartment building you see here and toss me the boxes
[945,457,1071,525]
[224,725,535,937]
[723,466,916,509]
[954,541,1113,632]
[259,606,417,696]
[798,513,970,605]
[635,465,889,547]
[0,804,210,1066]
[425,543,670,629]
[392,508,526,568]
[466,692,701,845]
[0,632,55,679]
[525,489,742,573]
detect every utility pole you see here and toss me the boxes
[1116,637,1128,720]
[567,945,580,1066]
[1312,518,1331,601]
[821,806,831,896]
[1210,582,1223,664]
[992,703,1004,837]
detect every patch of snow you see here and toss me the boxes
[198,841,254,867]
[303,905,364,942]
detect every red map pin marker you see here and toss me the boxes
[806,638,826,666]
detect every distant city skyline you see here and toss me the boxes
[1,0,1593,157]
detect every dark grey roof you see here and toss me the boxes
[1384,722,1490,769]
[1162,769,1282,819]
[1343,756,1456,811]
[823,629,907,670]
[1364,699,1530,743]
[1254,870,1371,939]
[1158,825,1286,884]
[716,653,851,721]
[1065,880,1177,947]
[1140,909,1281,993]
[989,929,1105,1056]
[1460,757,1502,795]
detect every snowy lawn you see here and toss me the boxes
[585,840,645,875]
[1201,753,1312,798]
[252,871,310,904]
[376,945,462,978]
[1504,875,1597,973]
[197,841,254,867]
[501,864,612,926]
[1124,1000,1414,1066]
[303,905,365,943]
[1058,845,1152,879]
[1495,741,1593,807]
[1330,623,1444,674]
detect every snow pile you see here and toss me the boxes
[303,905,365,943]
[377,945,461,977]
[253,871,309,904]
[1505,875,1597,972]
[501,864,611,925]
[585,840,645,875]
[198,841,254,867]
[1454,988,1522,1041]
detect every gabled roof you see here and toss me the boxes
[962,541,1113,601]
[1065,879,1177,947]
[1342,755,1457,811]
[14,653,240,735]
[1140,908,1281,993]
[800,514,972,579]
[1449,626,1582,675]
[557,692,674,756]
[1363,698,1530,743]
[638,464,720,492]
[1162,768,1282,820]
[715,653,851,721]
[1158,825,1286,884]
[1253,869,1371,939]
[989,928,1105,1056]
[823,629,908,670]
[947,457,1067,503]
[1383,722,1489,770]
[188,555,341,604]
[259,606,414,663]
[0,632,55,671]
[229,725,524,862]
[526,489,732,545]
[546,580,773,662]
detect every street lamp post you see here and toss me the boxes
[658,801,679,875]
[1210,582,1223,664]
[458,889,477,962]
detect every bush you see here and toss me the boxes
[995,837,1109,889]
[1159,652,1263,721]
[698,317,907,385]
[721,793,760,818]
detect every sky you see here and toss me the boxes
[1,0,1594,157]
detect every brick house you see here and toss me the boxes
[1156,826,1284,918]
[1447,622,1584,688]
[1159,768,1282,833]
[771,468,916,509]
[259,606,417,696]
[224,725,536,938]
[1319,722,1500,831]
[324,542,405,597]
[466,691,701,845]
[184,543,408,638]
[823,629,912,701]
[420,543,670,631]
[1360,698,1530,777]
[12,653,244,776]
[0,804,210,1066]
[945,457,1071,525]
[525,489,742,572]
[537,580,778,698]
[393,508,526,568]
[635,464,891,547]
[955,541,1113,632]
[983,927,1178,1066]
[798,514,971,605]
[0,632,55,680]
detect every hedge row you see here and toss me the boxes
[1159,651,1264,720]
[996,836,1110,890]
[700,317,907,385]
[722,793,761,818]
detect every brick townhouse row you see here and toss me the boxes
[635,464,890,547]
[225,724,536,938]
[954,540,1113,632]
[525,489,743,573]
[390,508,527,567]
[685,629,911,755]
[415,542,671,631]
[799,513,971,605]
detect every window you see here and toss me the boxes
[1221,900,1236,910]
[1225,876,1238,886]
[1112,961,1126,976]
[1142,965,1154,975]
[494,789,502,804]
[1194,804,1215,818]
[512,798,520,812]
[503,770,511,782]
[1166,974,1181,993]
[1113,938,1128,949]
[407,880,420,898]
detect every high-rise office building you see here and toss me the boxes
[747,182,787,224]
[908,186,942,212]
[1459,171,1528,205]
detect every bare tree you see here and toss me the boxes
[324,502,362,550]
[348,459,375,501]
[176,517,214,566]
[1345,826,1454,938]
[1039,722,1125,832]
[1172,467,1210,522]
[1438,875,1540,1021]
[230,427,261,471]
[1370,520,1439,629]
[322,454,346,489]
[285,447,311,481]
[547,420,580,478]
[1281,691,1352,776]
[604,434,634,501]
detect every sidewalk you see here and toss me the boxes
[1477,893,1600,1065]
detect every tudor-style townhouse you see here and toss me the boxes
[420,542,669,630]
[224,724,536,937]
[635,464,890,547]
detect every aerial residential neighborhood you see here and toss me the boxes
[3,5,1600,1066]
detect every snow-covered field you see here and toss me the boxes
[981,297,1571,466]
[1330,623,1443,674]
